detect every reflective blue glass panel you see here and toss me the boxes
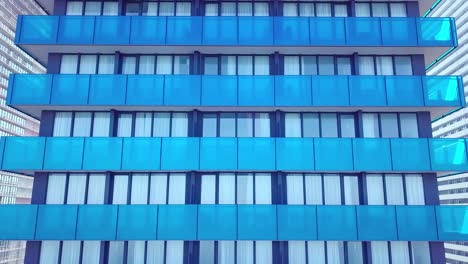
[198,205,237,240]
[164,76,201,106]
[276,138,314,171]
[3,137,45,170]
[57,16,95,44]
[436,206,468,241]
[238,17,273,45]
[346,18,382,46]
[429,139,468,171]
[117,205,158,240]
[36,205,77,240]
[157,205,197,240]
[121,138,161,170]
[51,75,89,105]
[43,137,84,170]
[381,18,417,46]
[396,206,437,241]
[238,205,277,240]
[130,16,166,44]
[126,75,164,105]
[166,17,202,45]
[161,138,199,170]
[274,17,310,45]
[89,75,127,105]
[0,205,37,240]
[317,206,357,240]
[10,74,51,105]
[277,205,317,240]
[353,139,392,171]
[391,139,431,171]
[310,18,346,45]
[76,205,118,240]
[238,138,275,170]
[314,138,353,171]
[238,76,274,106]
[200,138,237,171]
[201,76,237,106]
[312,76,349,106]
[203,17,237,45]
[94,16,130,44]
[82,138,123,170]
[418,18,455,46]
[423,76,463,106]
[386,76,424,106]
[18,16,58,44]
[357,206,397,240]
[275,76,312,106]
[349,76,386,106]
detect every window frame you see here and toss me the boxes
[202,55,272,75]
[201,112,273,137]
[116,111,191,137]
[358,55,414,76]
[355,1,408,17]
[124,0,193,16]
[361,112,419,138]
[282,55,354,75]
[52,111,112,137]
[283,112,358,138]
[119,54,193,75]
[203,0,271,16]
[66,0,119,16]
[281,1,350,17]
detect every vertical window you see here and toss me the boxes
[380,113,399,138]
[359,56,412,75]
[60,54,115,74]
[202,113,270,137]
[73,112,92,137]
[46,174,67,204]
[283,2,347,17]
[60,55,78,74]
[284,56,351,75]
[135,112,152,137]
[116,112,189,137]
[355,2,407,17]
[204,55,270,75]
[394,56,413,75]
[205,2,269,16]
[362,113,419,138]
[320,113,338,137]
[53,112,72,136]
[121,55,191,74]
[66,1,83,15]
[117,113,133,137]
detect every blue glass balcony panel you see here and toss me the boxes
[51,75,89,105]
[309,18,346,46]
[238,76,274,106]
[275,76,312,106]
[126,75,164,105]
[36,205,77,240]
[117,205,158,240]
[238,205,277,240]
[18,16,58,44]
[76,205,118,240]
[429,139,468,171]
[276,138,314,171]
[386,76,424,106]
[43,137,84,170]
[311,76,349,106]
[9,74,51,105]
[198,205,237,240]
[3,137,45,170]
[436,206,468,241]
[357,206,397,241]
[199,138,237,171]
[381,18,418,46]
[396,206,437,241]
[238,17,274,45]
[349,76,386,106]
[274,17,310,45]
[418,18,456,46]
[203,17,237,45]
[121,138,161,170]
[238,138,275,170]
[346,18,382,46]
[201,76,237,106]
[57,16,95,44]
[391,139,431,171]
[0,205,37,240]
[130,16,166,44]
[94,16,130,44]
[157,205,197,240]
[89,75,126,105]
[161,138,199,170]
[353,138,392,171]
[164,76,201,106]
[423,76,464,107]
[166,17,202,45]
[82,138,123,170]
[277,205,317,240]
[314,138,353,171]
[317,206,357,240]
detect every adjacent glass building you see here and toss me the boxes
[2,0,468,263]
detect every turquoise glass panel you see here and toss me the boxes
[349,76,386,106]
[19,16,58,44]
[158,205,197,240]
[11,74,51,105]
[238,138,275,170]
[36,205,77,240]
[51,75,90,105]
[57,16,95,44]
[117,205,158,240]
[94,16,130,44]
[418,18,455,46]
[277,205,317,240]
[274,17,310,45]
[386,76,424,106]
[126,75,164,105]
[314,138,353,171]
[164,75,201,106]
[130,16,166,44]
[275,76,312,106]
[201,76,237,106]
[309,18,346,45]
[121,138,161,170]
[82,138,123,170]
[89,75,127,105]
[380,18,417,46]
[43,137,84,170]
[396,206,437,241]
[317,206,357,240]
[166,17,202,45]
[199,138,237,171]
[276,138,314,171]
[203,17,237,45]
[3,137,45,170]
[0,205,37,240]
[423,76,462,106]
[353,138,392,171]
[161,138,199,170]
[357,206,397,240]
[76,205,118,240]
[436,206,468,240]
[238,205,277,240]
[198,205,237,240]
[238,76,274,106]
[238,17,273,45]
[429,139,468,171]
[346,18,382,46]
[391,139,431,171]
[312,76,349,106]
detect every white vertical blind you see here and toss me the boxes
[176,2,191,16]
[254,3,269,16]
[39,241,60,264]
[201,174,216,204]
[205,4,217,16]
[256,241,272,264]
[139,56,155,74]
[98,55,115,74]
[238,3,253,16]
[159,2,175,16]
[153,113,171,137]
[359,56,375,75]
[285,113,301,137]
[112,175,128,204]
[146,241,165,264]
[122,57,136,74]
[150,173,168,204]
[372,3,389,17]
[405,174,425,205]
[362,113,379,138]
[287,174,304,204]
[156,56,172,74]
[103,2,118,15]
[411,242,431,263]
[237,173,254,204]
[344,176,360,205]
[131,174,149,204]
[347,242,364,264]
[218,241,235,264]
[82,241,100,264]
[335,5,348,17]
[283,3,297,16]
[60,55,78,73]
[46,174,66,204]
[221,3,236,16]
[219,173,236,204]
[305,174,323,205]
[61,241,80,264]
[135,112,152,137]
[390,3,407,17]
[390,242,410,264]
[199,241,215,264]
[84,2,101,15]
[166,241,184,264]
[67,173,86,204]
[237,241,254,264]
[316,3,331,17]
[108,241,125,264]
[327,241,345,264]
[66,2,83,15]
[168,174,186,204]
[307,241,326,264]
[376,56,394,75]
[288,241,306,264]
[371,241,389,264]
[79,55,97,74]
[238,56,253,75]
[87,174,106,204]
[53,112,72,136]
[385,174,405,205]
[171,113,188,137]
[117,114,133,137]
[255,173,271,204]
[254,113,270,137]
[127,241,146,264]
[92,112,111,137]
[72,112,92,137]
[300,3,314,17]
[324,175,341,205]
[355,3,371,17]
[284,56,300,75]
[254,56,269,75]
[366,174,385,205]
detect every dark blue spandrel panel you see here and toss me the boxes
[423,76,463,107]
[277,205,317,240]
[238,138,275,170]
[126,75,164,105]
[76,205,118,240]
[117,205,158,240]
[274,17,310,45]
[238,76,274,106]
[82,138,123,170]
[201,76,237,106]
[381,18,417,46]
[396,206,437,241]
[349,76,386,106]
[19,16,58,44]
[309,18,346,46]
[238,17,274,45]
[161,138,199,170]
[276,138,314,171]
[166,17,202,45]
[199,138,237,171]
[418,18,455,47]
[0,205,37,240]
[11,74,51,105]
[203,17,237,45]
[164,75,201,106]
[357,206,397,241]
[314,138,353,171]
[429,139,468,171]
[198,205,237,240]
[312,76,349,106]
[346,18,382,46]
[51,75,90,105]
[158,205,197,240]
[94,16,130,44]
[57,16,95,44]
[3,137,45,170]
[353,138,392,171]
[390,139,430,171]
[43,137,84,170]
[275,76,312,106]
[238,205,277,240]
[121,138,161,170]
[130,16,166,44]
[317,206,357,240]
[436,206,468,241]
[36,205,77,240]
[89,75,127,105]
[386,76,424,106]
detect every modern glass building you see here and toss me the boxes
[1,0,468,263]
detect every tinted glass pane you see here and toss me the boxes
[237,113,253,137]
[204,57,219,75]
[400,114,419,138]
[318,56,334,75]
[380,113,399,138]
[303,113,319,137]
[203,114,217,137]
[340,115,356,138]
[220,113,236,137]
[320,113,338,137]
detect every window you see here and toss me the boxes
[362,113,418,138]
[282,2,348,17]
[355,2,407,17]
[117,112,189,137]
[66,1,118,16]
[205,1,269,16]
[358,56,413,75]
[60,54,115,74]
[284,113,356,138]
[121,55,190,75]
[125,1,191,16]
[53,112,111,137]
[284,56,351,75]
[202,113,271,137]
[203,55,270,75]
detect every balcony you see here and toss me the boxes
[1,137,468,173]
[15,16,457,65]
[0,204,466,241]
[7,74,464,119]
